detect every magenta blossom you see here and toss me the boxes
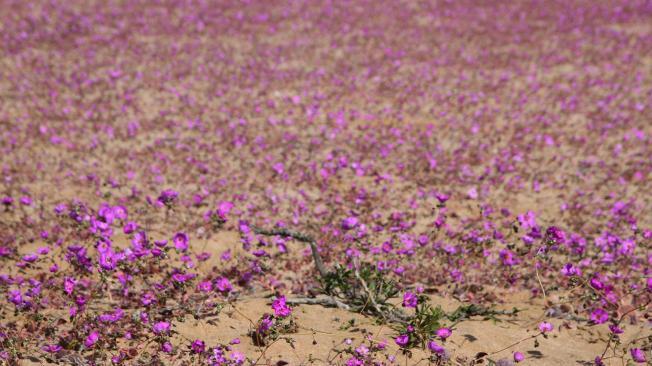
[84,331,99,348]
[217,201,234,219]
[157,189,178,205]
[230,351,245,364]
[590,308,609,324]
[258,315,274,334]
[538,322,553,333]
[272,295,292,317]
[608,324,623,334]
[190,339,205,354]
[173,232,189,251]
[341,216,359,230]
[346,357,364,366]
[395,334,409,347]
[42,344,62,353]
[161,342,173,353]
[402,291,418,308]
[215,277,232,293]
[436,327,452,340]
[152,321,171,335]
[630,348,646,363]
[513,351,524,362]
[428,340,445,355]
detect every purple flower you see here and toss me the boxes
[42,344,62,353]
[258,315,274,334]
[215,277,232,293]
[608,324,623,334]
[7,290,23,305]
[435,193,449,204]
[190,339,205,354]
[84,331,99,348]
[64,277,76,295]
[538,322,553,333]
[355,344,369,356]
[272,162,285,175]
[141,292,156,306]
[428,340,445,354]
[272,295,292,318]
[402,292,418,308]
[21,254,38,263]
[198,280,213,292]
[346,357,364,366]
[545,226,565,244]
[436,327,452,340]
[123,221,138,234]
[630,348,646,363]
[230,351,245,364]
[513,351,524,362]
[98,308,124,323]
[54,203,66,214]
[152,321,171,335]
[112,205,128,220]
[561,263,580,276]
[395,334,409,347]
[341,216,359,230]
[158,189,178,205]
[161,342,173,353]
[217,201,234,219]
[20,196,32,206]
[173,232,189,251]
[590,308,609,324]
[172,272,195,283]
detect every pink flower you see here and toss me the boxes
[190,339,205,354]
[42,344,62,353]
[272,295,292,317]
[230,351,245,364]
[217,201,234,219]
[630,348,646,363]
[538,322,553,333]
[513,351,524,362]
[609,324,623,334]
[84,331,99,348]
[161,342,173,353]
[157,189,178,205]
[341,216,359,230]
[436,327,452,340]
[152,321,171,335]
[590,308,609,324]
[395,334,409,347]
[355,344,369,355]
[173,232,189,251]
[402,291,418,308]
[257,315,273,334]
[197,280,213,292]
[215,277,232,293]
[428,340,445,355]
[346,357,364,366]
[467,187,478,199]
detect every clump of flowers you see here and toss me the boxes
[250,295,297,346]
